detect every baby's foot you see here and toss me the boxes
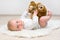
[39,11,52,28]
[47,11,52,17]
[39,17,47,28]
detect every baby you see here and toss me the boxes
[7,1,52,31]
[7,10,40,31]
[7,10,52,31]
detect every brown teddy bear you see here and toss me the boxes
[28,1,47,18]
[28,1,47,24]
[36,2,47,24]
[28,1,37,19]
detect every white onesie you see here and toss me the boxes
[20,10,40,30]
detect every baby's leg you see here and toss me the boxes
[39,16,49,28]
[39,11,52,28]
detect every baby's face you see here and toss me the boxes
[8,19,24,31]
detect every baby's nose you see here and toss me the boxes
[16,21,20,24]
[17,21,23,26]
[16,20,23,26]
[18,22,22,25]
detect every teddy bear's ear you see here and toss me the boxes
[36,2,41,7]
[29,1,36,6]
[28,1,37,19]
[28,1,37,13]
[30,1,35,3]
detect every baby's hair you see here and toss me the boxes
[7,21,14,31]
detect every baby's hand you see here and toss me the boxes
[34,10,38,16]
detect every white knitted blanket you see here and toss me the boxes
[0,20,60,38]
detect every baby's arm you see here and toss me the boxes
[20,10,28,19]
[32,10,38,23]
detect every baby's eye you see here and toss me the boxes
[16,21,19,28]
[16,21,18,23]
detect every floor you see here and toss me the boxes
[0,15,60,40]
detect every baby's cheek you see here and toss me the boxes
[17,22,24,31]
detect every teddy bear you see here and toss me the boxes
[36,2,47,24]
[28,1,47,24]
[28,1,37,19]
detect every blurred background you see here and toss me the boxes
[0,0,60,40]
[0,0,60,25]
[0,0,60,15]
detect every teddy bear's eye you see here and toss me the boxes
[39,5,43,9]
[40,6,43,8]
[38,5,44,10]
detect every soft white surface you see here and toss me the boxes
[0,20,60,38]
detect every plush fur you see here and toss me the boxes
[28,1,37,19]
[36,2,47,24]
[28,1,47,25]
[28,1,47,19]
[37,3,47,18]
